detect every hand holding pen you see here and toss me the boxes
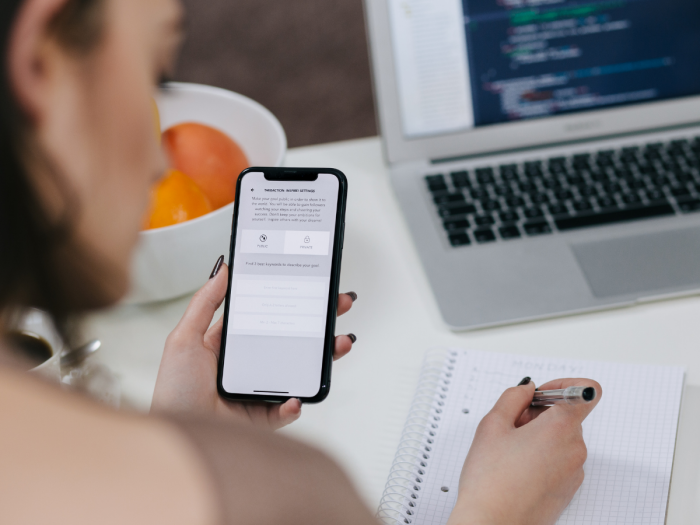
[447,377,602,525]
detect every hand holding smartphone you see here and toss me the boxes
[217,167,347,403]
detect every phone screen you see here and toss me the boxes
[220,172,341,398]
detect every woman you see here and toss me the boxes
[0,0,601,524]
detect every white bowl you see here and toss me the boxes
[126,83,287,304]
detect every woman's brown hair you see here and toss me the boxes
[0,0,105,339]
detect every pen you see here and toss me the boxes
[531,386,597,407]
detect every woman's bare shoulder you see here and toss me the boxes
[0,366,220,525]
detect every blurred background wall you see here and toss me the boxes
[174,0,378,148]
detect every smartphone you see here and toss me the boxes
[217,167,348,403]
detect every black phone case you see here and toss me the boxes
[217,167,348,404]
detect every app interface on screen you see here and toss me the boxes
[388,0,700,137]
[221,172,339,397]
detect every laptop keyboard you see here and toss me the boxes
[426,137,700,247]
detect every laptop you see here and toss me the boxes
[363,0,700,330]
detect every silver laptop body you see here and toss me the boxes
[364,0,700,330]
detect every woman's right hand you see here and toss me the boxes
[447,378,602,525]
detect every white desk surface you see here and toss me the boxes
[85,136,700,523]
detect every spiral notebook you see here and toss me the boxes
[377,349,685,525]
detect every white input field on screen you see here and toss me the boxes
[231,279,329,335]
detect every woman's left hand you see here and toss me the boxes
[151,260,357,431]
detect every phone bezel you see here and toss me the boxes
[216,167,348,404]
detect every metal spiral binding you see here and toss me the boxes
[376,348,458,524]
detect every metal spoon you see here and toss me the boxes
[61,339,101,368]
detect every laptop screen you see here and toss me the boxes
[389,0,700,139]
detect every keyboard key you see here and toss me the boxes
[449,232,471,247]
[547,164,569,176]
[451,170,470,188]
[499,225,522,239]
[524,207,544,219]
[675,171,693,183]
[622,193,641,205]
[603,182,622,194]
[475,168,495,183]
[617,169,635,183]
[671,186,691,197]
[555,189,573,200]
[493,184,514,196]
[620,148,639,161]
[443,218,470,231]
[590,170,609,182]
[524,160,542,171]
[500,164,519,180]
[579,185,598,197]
[566,174,584,185]
[530,193,550,204]
[505,196,525,208]
[628,179,647,190]
[470,187,490,200]
[555,203,675,231]
[549,156,567,167]
[499,210,519,223]
[474,228,496,243]
[637,162,654,174]
[597,196,617,209]
[474,214,495,226]
[596,155,614,167]
[541,177,562,189]
[645,189,666,202]
[678,198,700,213]
[427,182,448,193]
[433,193,465,205]
[650,175,670,187]
[428,183,449,193]
[573,200,593,212]
[438,204,476,217]
[518,181,537,192]
[481,199,501,211]
[523,220,552,236]
[572,153,591,168]
[548,203,569,216]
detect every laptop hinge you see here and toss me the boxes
[431,120,700,165]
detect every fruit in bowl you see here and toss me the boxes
[143,168,213,230]
[163,122,249,210]
[126,83,286,304]
[143,119,251,230]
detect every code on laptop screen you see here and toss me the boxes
[388,0,700,137]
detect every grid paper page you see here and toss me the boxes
[409,349,685,525]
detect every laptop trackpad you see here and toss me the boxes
[571,228,700,298]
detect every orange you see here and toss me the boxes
[144,169,213,230]
[162,122,249,210]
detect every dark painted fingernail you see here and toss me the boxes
[209,255,224,279]
[518,376,531,386]
[345,292,358,302]
[347,333,357,343]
